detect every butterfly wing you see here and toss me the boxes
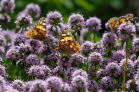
[58,28,81,54]
[26,17,46,40]
[119,14,136,24]
[107,14,136,33]
[107,17,119,30]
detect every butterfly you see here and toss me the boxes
[26,17,46,40]
[56,28,81,54]
[119,14,136,24]
[107,13,136,30]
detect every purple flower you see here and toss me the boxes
[0,35,6,47]
[12,79,25,92]
[96,69,106,77]
[26,54,39,65]
[17,43,31,54]
[29,80,46,92]
[24,3,41,18]
[100,76,114,90]
[15,15,33,27]
[98,89,106,92]
[80,28,88,42]
[100,58,111,67]
[132,38,139,53]
[61,83,71,92]
[101,32,118,47]
[134,58,139,70]
[68,13,84,30]
[0,57,3,63]
[61,23,71,31]
[6,48,20,60]
[81,41,94,56]
[0,46,5,55]
[71,75,88,90]
[0,75,6,86]
[112,50,125,62]
[72,69,88,80]
[88,80,98,91]
[47,24,61,36]
[105,22,109,29]
[47,11,62,25]
[1,30,16,42]
[45,51,60,61]
[58,56,71,68]
[0,0,15,13]
[118,23,136,41]
[119,59,135,78]
[27,39,41,52]
[92,43,104,54]
[0,65,7,77]
[135,70,139,81]
[43,35,58,46]
[46,76,63,91]
[105,62,122,77]
[86,17,101,31]
[44,51,60,68]
[70,54,84,67]
[64,67,77,83]
[38,45,48,54]
[126,79,139,91]
[52,66,64,76]
[23,81,33,92]
[130,54,137,62]
[13,34,28,45]
[4,85,19,92]
[0,13,11,25]
[28,65,51,78]
[88,52,103,64]
[119,59,134,68]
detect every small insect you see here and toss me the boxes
[56,28,81,54]
[107,13,136,31]
[26,17,46,40]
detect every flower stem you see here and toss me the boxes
[122,41,128,90]
[55,25,59,39]
[93,31,96,43]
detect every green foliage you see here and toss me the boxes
[1,56,31,81]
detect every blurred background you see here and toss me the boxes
[1,0,139,30]
[14,0,139,22]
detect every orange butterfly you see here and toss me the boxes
[107,14,136,31]
[119,14,136,24]
[26,17,46,40]
[56,28,81,54]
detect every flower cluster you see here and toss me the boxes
[0,2,139,92]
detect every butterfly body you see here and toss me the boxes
[57,28,81,54]
[26,17,46,40]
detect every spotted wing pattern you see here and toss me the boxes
[57,28,81,54]
[26,17,46,40]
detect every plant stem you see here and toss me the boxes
[122,41,128,90]
[93,31,96,43]
[55,25,59,39]
[86,58,89,73]
[77,30,81,44]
